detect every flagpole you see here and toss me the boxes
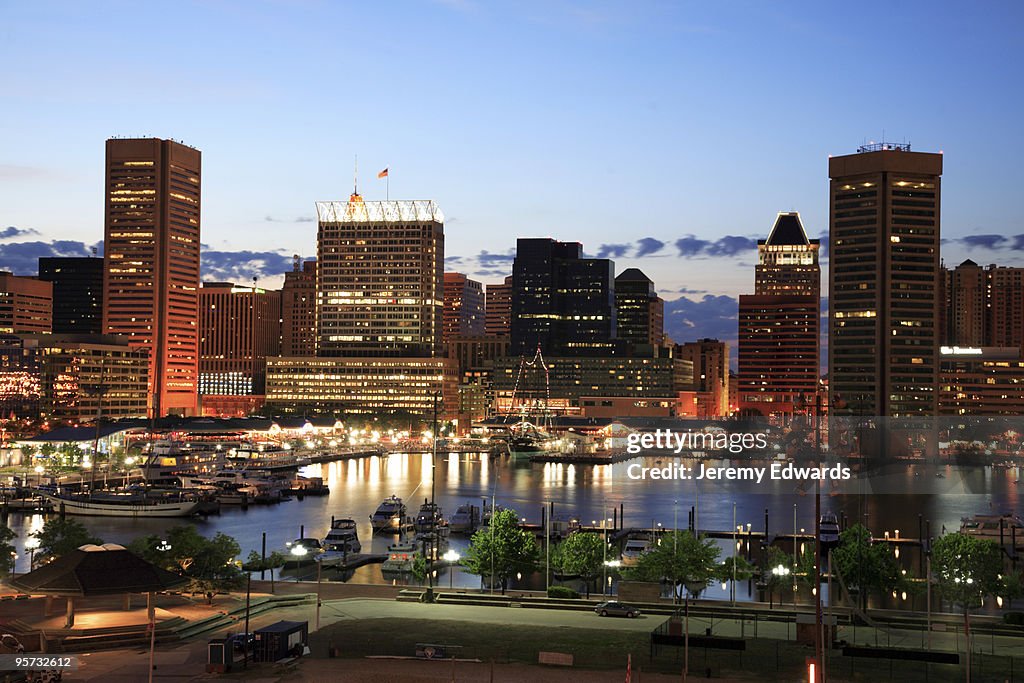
[387,174,389,201]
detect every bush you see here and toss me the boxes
[547,586,580,599]
[1004,612,1024,626]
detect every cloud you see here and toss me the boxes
[0,240,100,274]
[476,251,515,267]
[960,234,1009,250]
[634,237,665,257]
[445,256,466,265]
[675,286,706,295]
[0,226,40,240]
[265,215,315,223]
[200,249,294,283]
[663,294,738,345]
[597,243,631,258]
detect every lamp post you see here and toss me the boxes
[24,537,39,571]
[151,540,171,683]
[443,549,460,589]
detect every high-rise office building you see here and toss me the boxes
[615,268,664,351]
[102,137,201,417]
[986,267,1024,348]
[38,257,104,334]
[828,143,942,417]
[443,272,485,346]
[485,275,513,337]
[0,273,52,334]
[738,213,820,417]
[315,194,443,357]
[510,238,614,356]
[677,339,730,417]
[282,258,317,357]
[943,259,986,347]
[199,282,282,415]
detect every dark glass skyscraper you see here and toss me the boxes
[614,268,663,351]
[510,238,614,357]
[38,256,104,334]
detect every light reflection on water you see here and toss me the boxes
[4,455,1020,594]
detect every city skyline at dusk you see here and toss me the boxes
[4,2,1024,334]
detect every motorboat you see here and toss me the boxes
[819,512,841,546]
[370,495,407,532]
[621,537,652,566]
[960,513,1024,544]
[449,502,481,534]
[381,540,420,573]
[414,499,445,533]
[323,517,361,554]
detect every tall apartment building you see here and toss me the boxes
[282,258,317,356]
[443,272,485,346]
[738,213,820,417]
[677,338,730,417]
[828,143,942,417]
[102,138,201,417]
[615,268,664,351]
[485,275,513,337]
[0,273,52,334]
[38,257,104,334]
[510,238,614,357]
[944,260,1024,348]
[199,282,282,415]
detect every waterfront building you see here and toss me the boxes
[315,194,443,358]
[198,281,282,416]
[939,346,1024,415]
[676,339,730,417]
[485,275,513,337]
[443,273,485,347]
[737,212,820,417]
[0,273,52,335]
[38,257,104,334]
[102,137,201,417]
[282,258,317,357]
[828,143,942,417]
[510,238,615,357]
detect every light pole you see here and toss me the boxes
[443,549,460,589]
[151,540,171,683]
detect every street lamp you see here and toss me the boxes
[24,537,40,571]
[442,549,460,589]
[604,559,621,595]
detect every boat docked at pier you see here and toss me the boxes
[381,540,420,573]
[41,490,201,517]
[370,495,407,532]
[323,518,361,554]
[414,500,445,533]
[449,502,482,534]
[960,512,1024,544]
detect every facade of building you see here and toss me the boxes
[38,257,104,335]
[485,275,513,337]
[102,137,201,417]
[0,335,42,418]
[676,339,730,417]
[828,143,942,417]
[315,195,443,358]
[198,282,282,414]
[282,259,317,357]
[492,355,674,414]
[614,268,664,352]
[944,260,1024,349]
[264,357,457,416]
[14,334,150,423]
[939,346,1024,415]
[443,273,485,346]
[447,335,510,422]
[510,238,615,357]
[0,273,52,335]
[737,212,821,417]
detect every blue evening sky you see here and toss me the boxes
[2,1,1023,323]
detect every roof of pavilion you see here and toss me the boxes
[8,544,188,596]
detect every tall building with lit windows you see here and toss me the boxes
[485,275,513,337]
[738,213,820,417]
[315,194,443,357]
[828,143,942,417]
[443,272,485,346]
[102,138,201,417]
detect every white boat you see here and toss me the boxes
[449,502,481,534]
[621,537,652,566]
[960,513,1024,543]
[42,492,200,518]
[381,540,420,573]
[323,518,361,554]
[370,495,407,532]
[414,500,444,533]
[819,513,841,546]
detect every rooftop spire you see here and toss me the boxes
[350,155,362,203]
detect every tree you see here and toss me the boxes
[241,550,286,594]
[629,530,721,603]
[558,532,605,598]
[0,527,16,578]
[931,533,1007,677]
[130,526,244,603]
[463,508,539,594]
[718,555,756,603]
[831,524,899,609]
[761,546,794,608]
[32,519,102,561]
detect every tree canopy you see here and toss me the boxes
[830,523,900,608]
[629,531,721,602]
[463,508,539,594]
[32,518,103,561]
[0,526,16,577]
[931,532,1005,612]
[129,526,244,602]
[557,531,606,597]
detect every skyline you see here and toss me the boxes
[4,1,1024,348]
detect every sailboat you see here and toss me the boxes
[503,346,556,459]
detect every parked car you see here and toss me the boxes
[594,600,641,618]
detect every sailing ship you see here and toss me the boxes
[502,346,556,458]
